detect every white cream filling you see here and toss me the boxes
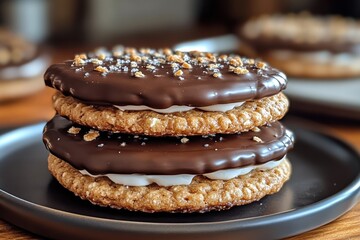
[79,156,285,186]
[114,101,245,113]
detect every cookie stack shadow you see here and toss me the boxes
[43,47,294,213]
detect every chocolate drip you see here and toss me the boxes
[43,115,294,175]
[44,56,287,109]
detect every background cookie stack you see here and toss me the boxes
[0,29,49,102]
[239,12,360,79]
[43,47,294,213]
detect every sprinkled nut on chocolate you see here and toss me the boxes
[83,130,100,141]
[67,126,81,135]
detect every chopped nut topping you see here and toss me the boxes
[67,126,81,135]
[162,48,172,55]
[219,54,228,61]
[233,67,249,75]
[181,62,192,69]
[253,136,264,143]
[174,69,183,77]
[83,130,100,141]
[167,55,184,63]
[74,55,86,67]
[134,71,145,78]
[94,66,109,73]
[78,53,87,60]
[248,59,255,64]
[131,55,142,62]
[252,127,261,132]
[213,72,221,78]
[255,61,266,69]
[97,53,106,60]
[146,64,155,70]
[91,58,103,65]
[181,137,189,144]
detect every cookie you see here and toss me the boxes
[239,13,360,79]
[44,47,288,135]
[43,47,294,213]
[0,29,49,101]
[52,91,289,136]
[48,154,292,213]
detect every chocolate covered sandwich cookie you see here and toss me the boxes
[0,29,49,101]
[239,13,360,78]
[43,47,294,212]
[44,115,294,213]
[44,47,288,136]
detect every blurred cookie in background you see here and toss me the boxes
[238,12,360,79]
[0,29,49,102]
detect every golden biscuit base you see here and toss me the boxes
[48,154,291,213]
[52,92,289,136]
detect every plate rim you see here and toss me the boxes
[1,122,360,239]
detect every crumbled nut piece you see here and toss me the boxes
[174,69,183,77]
[120,142,126,147]
[130,54,142,62]
[171,62,179,68]
[252,127,261,132]
[135,71,145,78]
[146,64,155,70]
[162,48,172,55]
[130,61,138,68]
[167,55,184,63]
[91,58,103,65]
[68,126,81,135]
[83,130,100,141]
[248,59,255,64]
[208,63,218,69]
[94,66,108,73]
[213,72,221,78]
[229,57,243,67]
[78,53,87,60]
[181,137,189,143]
[113,51,123,57]
[219,54,228,61]
[204,144,209,147]
[97,53,106,60]
[255,61,266,69]
[253,136,264,143]
[197,57,207,64]
[125,48,137,55]
[233,67,249,75]
[181,62,192,69]
[74,55,86,66]
[208,55,217,63]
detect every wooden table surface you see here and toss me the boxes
[1,36,360,239]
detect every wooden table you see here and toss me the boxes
[1,35,360,239]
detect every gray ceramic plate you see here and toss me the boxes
[0,122,359,240]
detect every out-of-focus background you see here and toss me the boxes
[1,0,360,45]
[0,0,360,126]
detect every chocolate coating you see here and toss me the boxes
[43,115,294,175]
[44,49,287,109]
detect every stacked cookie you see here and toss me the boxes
[43,47,294,213]
[239,12,360,79]
[0,29,49,101]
